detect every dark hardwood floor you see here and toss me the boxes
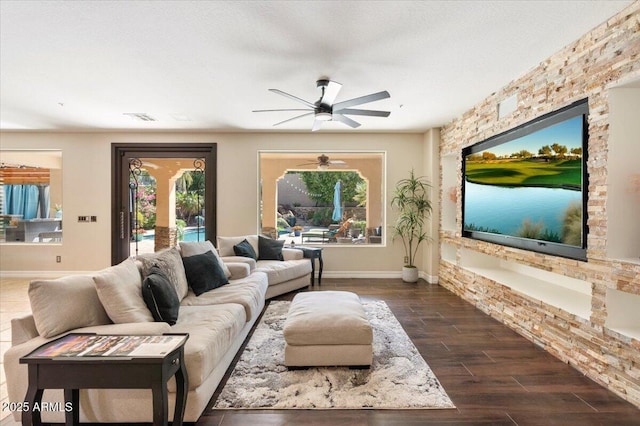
[197,278,640,426]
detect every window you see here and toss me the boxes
[0,150,63,244]
[259,151,385,246]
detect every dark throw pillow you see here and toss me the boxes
[182,250,229,296]
[258,235,284,260]
[233,239,258,260]
[142,265,180,325]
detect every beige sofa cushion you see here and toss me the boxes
[217,235,259,257]
[137,247,189,300]
[179,240,231,278]
[94,258,154,324]
[180,271,268,322]
[29,275,111,338]
[282,248,304,260]
[256,259,311,286]
[284,291,372,346]
[169,304,245,390]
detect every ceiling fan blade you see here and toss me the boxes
[268,89,316,108]
[332,90,390,110]
[328,160,347,165]
[320,80,342,106]
[332,114,361,128]
[253,108,313,113]
[311,118,324,132]
[334,108,390,117]
[273,112,314,127]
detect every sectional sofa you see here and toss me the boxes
[4,236,311,423]
[217,234,312,298]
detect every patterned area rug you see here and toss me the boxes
[213,300,455,409]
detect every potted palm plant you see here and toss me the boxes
[391,169,432,283]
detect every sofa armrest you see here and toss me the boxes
[11,314,39,346]
[221,256,257,271]
[225,262,251,279]
[283,248,304,260]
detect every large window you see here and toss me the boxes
[0,150,63,244]
[259,151,385,246]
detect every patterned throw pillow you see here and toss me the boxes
[137,247,189,300]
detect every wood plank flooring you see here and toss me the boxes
[199,278,640,426]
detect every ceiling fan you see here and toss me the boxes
[297,154,346,169]
[253,79,390,131]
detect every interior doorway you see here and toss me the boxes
[111,143,217,265]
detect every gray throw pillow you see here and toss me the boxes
[179,240,231,278]
[258,235,284,260]
[233,239,258,260]
[142,265,180,325]
[182,250,229,296]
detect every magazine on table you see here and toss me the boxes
[26,334,187,358]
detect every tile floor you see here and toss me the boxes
[0,278,37,424]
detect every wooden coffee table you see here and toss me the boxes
[20,333,188,426]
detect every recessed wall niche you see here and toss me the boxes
[607,84,640,264]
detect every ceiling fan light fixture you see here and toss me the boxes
[255,79,390,130]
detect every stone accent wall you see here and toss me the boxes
[154,226,177,251]
[439,3,640,407]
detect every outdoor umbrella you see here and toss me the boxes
[332,180,342,222]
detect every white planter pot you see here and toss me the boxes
[402,266,419,283]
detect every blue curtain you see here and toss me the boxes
[4,184,46,219]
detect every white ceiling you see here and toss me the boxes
[0,0,632,132]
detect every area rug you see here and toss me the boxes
[213,300,455,409]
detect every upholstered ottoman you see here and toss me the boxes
[283,291,373,368]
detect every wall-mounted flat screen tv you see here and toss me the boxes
[462,98,589,261]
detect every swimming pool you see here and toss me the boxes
[183,227,206,242]
[142,227,206,242]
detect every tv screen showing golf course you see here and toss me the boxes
[462,99,589,261]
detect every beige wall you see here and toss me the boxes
[0,132,436,278]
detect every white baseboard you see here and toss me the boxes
[0,270,87,279]
[2,270,441,284]
[320,270,402,279]
[318,270,439,284]
[420,271,439,284]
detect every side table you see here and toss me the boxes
[295,246,323,286]
[20,333,189,426]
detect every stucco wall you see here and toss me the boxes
[0,132,434,279]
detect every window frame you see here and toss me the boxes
[258,150,387,247]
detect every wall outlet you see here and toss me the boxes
[56,256,61,263]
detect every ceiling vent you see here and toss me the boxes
[123,113,157,122]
